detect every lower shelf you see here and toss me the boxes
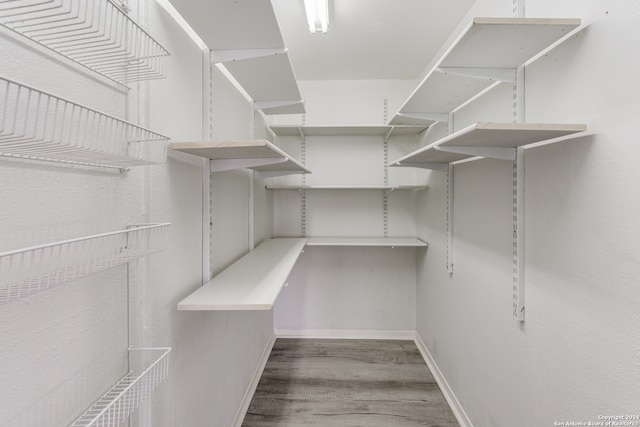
[69,347,171,427]
[305,237,428,247]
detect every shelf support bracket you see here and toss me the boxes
[211,48,287,63]
[254,99,304,111]
[210,157,287,173]
[437,67,516,83]
[435,145,517,161]
[393,161,449,172]
[396,112,449,123]
[254,170,303,179]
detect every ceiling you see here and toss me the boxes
[271,0,477,81]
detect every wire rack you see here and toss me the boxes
[0,76,169,168]
[0,223,170,304]
[69,347,171,427]
[0,0,170,85]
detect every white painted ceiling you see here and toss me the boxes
[271,0,478,81]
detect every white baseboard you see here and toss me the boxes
[413,332,474,427]
[232,332,277,427]
[275,329,416,340]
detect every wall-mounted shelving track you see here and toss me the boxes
[69,347,171,427]
[0,77,169,169]
[0,0,170,85]
[169,139,310,178]
[390,17,582,127]
[0,223,170,304]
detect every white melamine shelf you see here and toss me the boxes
[0,0,169,85]
[0,223,170,304]
[392,122,587,170]
[169,0,303,115]
[391,17,581,126]
[169,139,310,178]
[265,185,427,191]
[0,77,169,169]
[177,238,307,311]
[306,237,428,247]
[270,125,428,137]
[69,347,171,427]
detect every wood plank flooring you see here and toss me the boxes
[242,339,460,427]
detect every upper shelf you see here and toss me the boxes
[169,139,310,178]
[391,17,581,126]
[177,238,307,311]
[169,0,304,115]
[306,237,428,247]
[270,125,428,138]
[0,0,169,85]
[391,122,587,170]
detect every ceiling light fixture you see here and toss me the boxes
[304,0,329,34]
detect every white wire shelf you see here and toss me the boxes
[0,76,169,168]
[0,0,170,85]
[0,223,170,304]
[69,347,171,427]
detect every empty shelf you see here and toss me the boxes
[0,77,169,169]
[0,223,170,304]
[266,185,427,191]
[0,0,169,85]
[177,238,307,311]
[306,237,428,247]
[391,122,587,170]
[391,17,581,126]
[168,0,303,115]
[169,140,310,178]
[270,125,428,137]
[69,347,171,427]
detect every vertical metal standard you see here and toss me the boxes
[383,99,389,237]
[512,63,526,321]
[202,49,213,284]
[446,112,455,274]
[248,103,256,251]
[301,114,307,237]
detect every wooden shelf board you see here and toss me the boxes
[397,71,495,118]
[169,140,310,174]
[223,53,302,105]
[169,0,285,50]
[439,122,587,148]
[177,238,307,311]
[306,237,428,247]
[391,122,587,168]
[440,18,581,69]
[266,185,427,191]
[391,17,581,126]
[270,125,428,137]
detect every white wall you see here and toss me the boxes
[272,80,421,335]
[0,1,275,426]
[415,0,640,426]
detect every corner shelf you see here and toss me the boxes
[0,223,170,304]
[69,347,171,427]
[169,139,310,178]
[306,237,428,247]
[390,17,581,126]
[177,238,307,311]
[0,0,169,85]
[169,0,304,115]
[392,122,586,170]
[0,77,169,169]
[270,125,428,138]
